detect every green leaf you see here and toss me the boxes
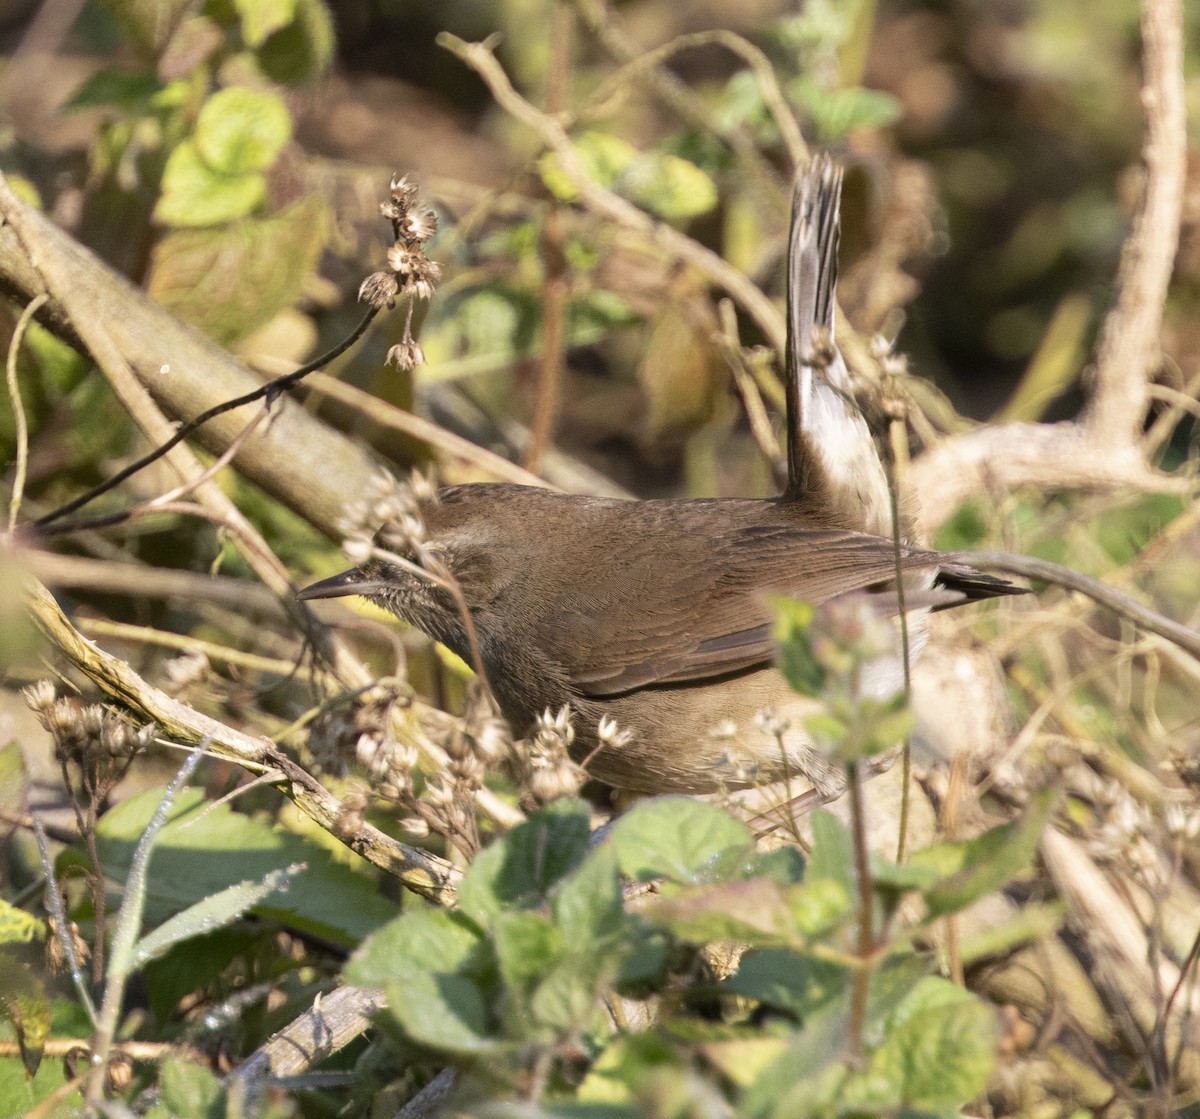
[256,0,335,85]
[645,877,848,946]
[156,1054,224,1119]
[155,140,266,226]
[103,0,194,58]
[551,843,624,950]
[610,797,752,884]
[65,68,162,112]
[96,787,398,947]
[791,80,902,142]
[539,131,638,201]
[530,960,602,1032]
[385,970,495,1055]
[727,947,852,1021]
[915,789,1057,917]
[806,810,854,899]
[193,87,292,175]
[131,862,304,967]
[234,0,296,46]
[494,911,563,995]
[148,193,329,343]
[143,926,266,1025]
[773,598,828,697]
[347,909,485,989]
[622,151,718,221]
[0,899,45,946]
[0,950,51,1077]
[458,798,592,925]
[868,978,997,1107]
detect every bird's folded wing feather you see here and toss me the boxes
[548,524,948,696]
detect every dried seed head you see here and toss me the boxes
[359,270,400,309]
[387,243,418,276]
[404,208,439,243]
[400,815,431,839]
[21,680,56,716]
[386,338,425,372]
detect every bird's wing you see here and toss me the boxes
[548,524,949,697]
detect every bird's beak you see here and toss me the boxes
[296,568,385,602]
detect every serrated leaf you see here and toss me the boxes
[458,798,592,925]
[102,0,193,58]
[539,130,638,202]
[193,87,292,175]
[727,947,852,1021]
[645,877,847,947]
[155,139,266,226]
[868,978,996,1107]
[610,797,752,885]
[622,151,718,221]
[0,950,51,1078]
[792,80,902,142]
[915,789,1057,917]
[0,899,46,945]
[131,861,304,967]
[148,193,329,343]
[494,911,563,995]
[64,68,162,112]
[158,1053,224,1118]
[551,843,624,950]
[530,961,600,1031]
[806,810,854,898]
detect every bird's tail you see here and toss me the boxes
[784,156,892,539]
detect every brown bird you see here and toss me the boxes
[299,159,1021,796]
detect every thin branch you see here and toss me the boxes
[525,2,573,474]
[571,0,804,175]
[26,577,461,904]
[34,309,377,530]
[967,550,1200,661]
[438,33,787,356]
[5,291,44,531]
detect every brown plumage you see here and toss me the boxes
[299,159,1022,795]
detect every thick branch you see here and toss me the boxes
[27,578,461,904]
[910,421,1188,536]
[0,179,383,543]
[1083,0,1186,447]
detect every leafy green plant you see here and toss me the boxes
[337,603,1055,1116]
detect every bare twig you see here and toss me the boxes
[967,550,1200,662]
[526,2,573,474]
[5,291,44,531]
[438,33,787,356]
[230,985,386,1087]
